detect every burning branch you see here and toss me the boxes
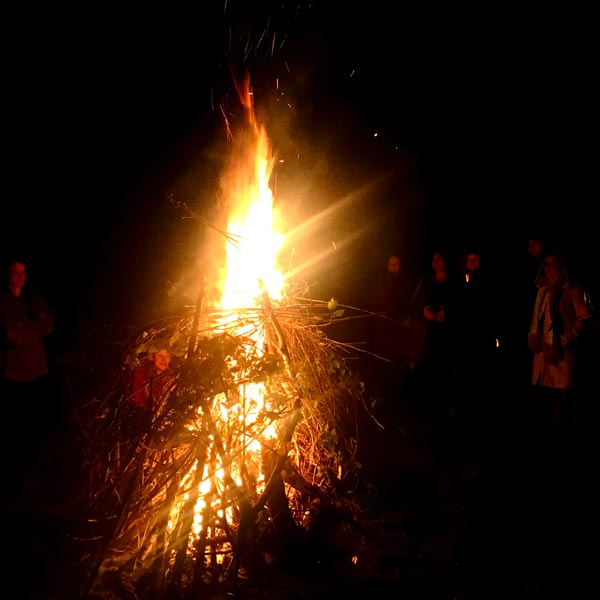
[75,72,368,598]
[76,296,366,598]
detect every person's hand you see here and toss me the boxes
[434,307,445,322]
[423,306,436,321]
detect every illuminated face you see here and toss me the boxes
[8,261,26,294]
[465,254,480,271]
[431,253,446,272]
[543,255,561,283]
[387,256,401,273]
[154,349,172,372]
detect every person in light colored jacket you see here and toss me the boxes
[528,250,590,427]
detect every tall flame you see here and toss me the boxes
[218,82,285,309]
[184,79,287,542]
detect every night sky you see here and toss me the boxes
[4,1,597,344]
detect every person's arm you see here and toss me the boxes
[561,286,589,346]
[6,313,53,347]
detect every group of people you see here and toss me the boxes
[367,235,596,437]
[1,232,596,472]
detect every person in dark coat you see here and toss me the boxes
[369,254,419,366]
[414,250,460,423]
[0,259,54,483]
[368,253,420,420]
[0,260,53,382]
[453,250,502,425]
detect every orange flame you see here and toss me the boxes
[218,77,285,309]
[175,77,287,545]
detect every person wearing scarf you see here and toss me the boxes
[528,250,590,428]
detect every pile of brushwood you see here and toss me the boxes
[75,290,372,599]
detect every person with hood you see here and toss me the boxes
[528,249,591,430]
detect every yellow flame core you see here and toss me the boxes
[220,125,285,308]
[173,109,286,553]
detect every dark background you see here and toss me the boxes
[3,7,598,597]
[3,1,598,347]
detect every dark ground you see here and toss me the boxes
[3,347,598,600]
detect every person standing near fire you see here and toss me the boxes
[368,253,422,420]
[528,249,591,433]
[128,346,174,411]
[452,249,502,426]
[0,259,54,483]
[413,249,460,423]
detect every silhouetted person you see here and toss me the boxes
[453,250,501,427]
[369,254,420,363]
[368,253,419,420]
[498,232,551,424]
[0,259,54,483]
[414,250,460,424]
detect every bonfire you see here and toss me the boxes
[77,77,369,599]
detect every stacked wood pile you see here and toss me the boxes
[77,291,368,599]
